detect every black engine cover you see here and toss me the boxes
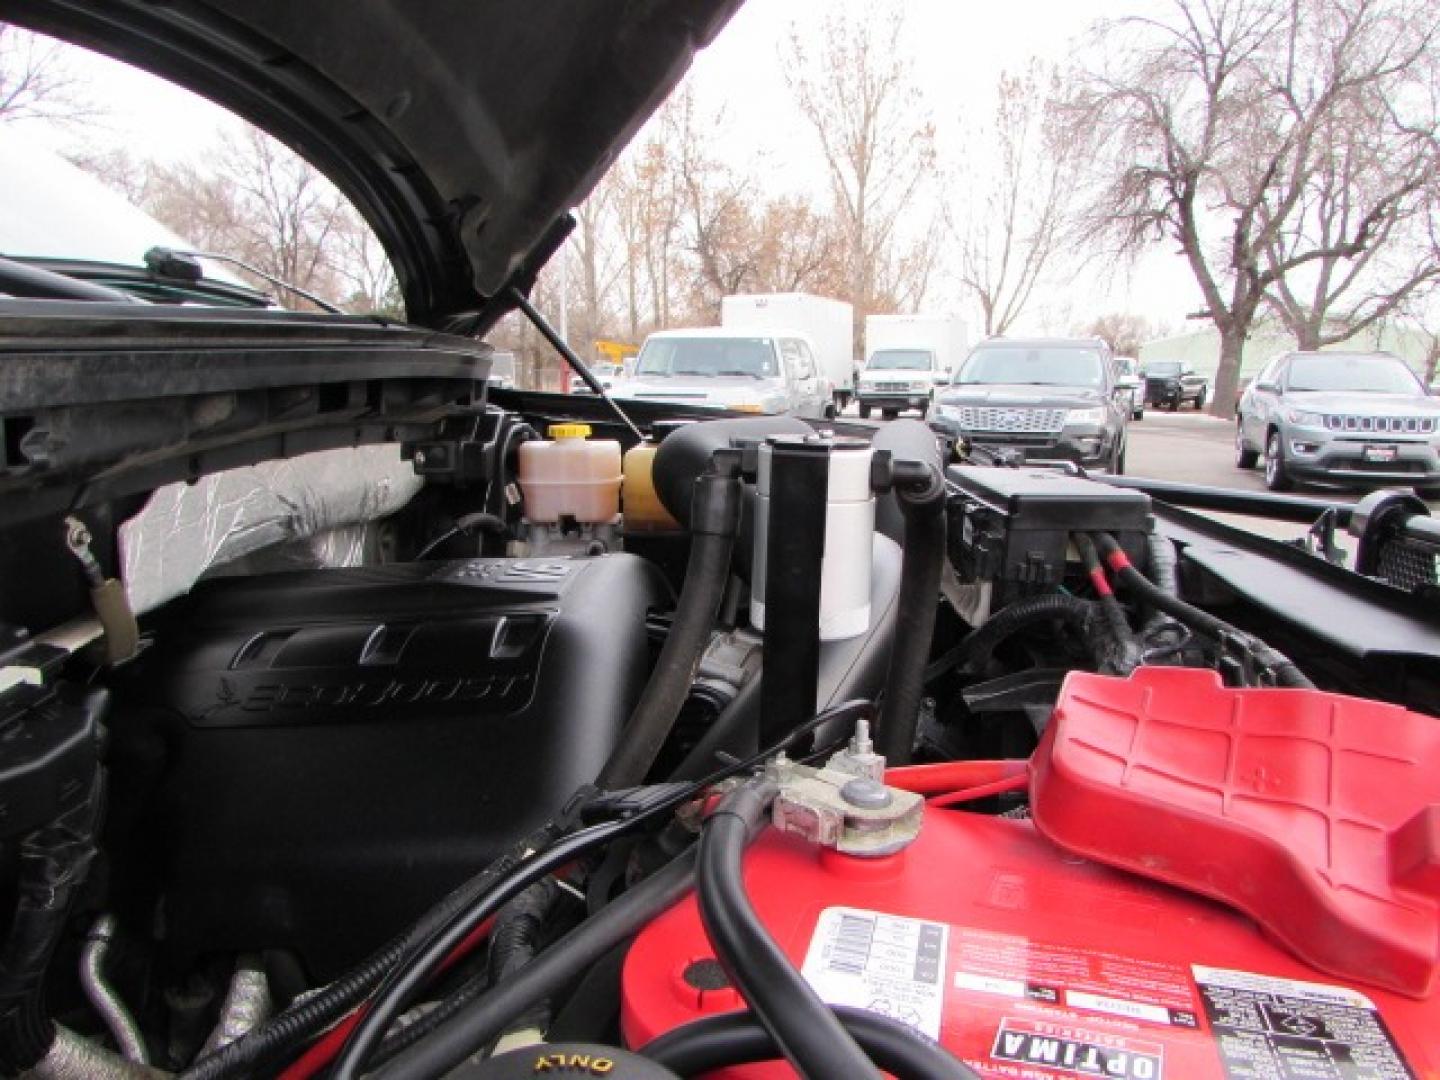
[112,555,667,978]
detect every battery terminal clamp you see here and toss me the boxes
[766,718,923,858]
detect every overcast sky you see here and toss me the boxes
[13,0,1202,336]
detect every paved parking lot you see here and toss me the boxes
[1126,409,1251,487]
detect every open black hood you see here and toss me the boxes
[3,0,741,327]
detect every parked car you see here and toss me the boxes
[1142,360,1208,410]
[931,338,1129,472]
[610,327,833,418]
[569,361,625,394]
[1235,350,1440,493]
[1116,355,1144,420]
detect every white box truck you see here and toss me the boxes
[857,313,969,420]
[721,293,855,409]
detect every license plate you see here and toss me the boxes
[1363,444,1398,462]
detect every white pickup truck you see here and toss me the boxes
[857,313,968,419]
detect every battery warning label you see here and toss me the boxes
[1193,966,1415,1080]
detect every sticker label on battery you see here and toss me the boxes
[801,906,949,1041]
[991,1018,1165,1079]
[954,929,1201,1029]
[1192,965,1415,1080]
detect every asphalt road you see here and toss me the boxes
[1126,408,1251,486]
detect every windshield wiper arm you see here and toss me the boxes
[145,246,343,314]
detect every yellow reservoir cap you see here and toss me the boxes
[548,423,592,440]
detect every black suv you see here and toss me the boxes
[1142,360,1208,410]
[930,338,1130,472]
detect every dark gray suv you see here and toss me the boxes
[930,338,1129,472]
[1235,351,1440,493]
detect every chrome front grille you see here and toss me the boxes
[1323,414,1435,435]
[956,407,1067,434]
[871,381,917,392]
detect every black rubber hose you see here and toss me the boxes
[875,461,946,765]
[0,774,103,1075]
[372,848,698,1080]
[668,673,763,782]
[487,880,560,1038]
[1091,532,1315,689]
[925,593,1100,683]
[641,1006,980,1080]
[696,783,882,1080]
[181,837,533,1080]
[597,459,743,790]
[1145,532,1181,598]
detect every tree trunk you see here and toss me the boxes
[1211,326,1245,418]
[1294,320,1322,351]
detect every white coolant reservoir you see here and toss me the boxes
[751,437,874,641]
[516,424,622,524]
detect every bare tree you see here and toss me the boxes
[1067,0,1440,416]
[1260,46,1440,347]
[210,126,350,304]
[664,88,760,319]
[953,64,1074,336]
[566,168,626,354]
[1081,311,1166,357]
[331,208,400,317]
[750,195,846,295]
[610,125,686,341]
[785,2,936,344]
[0,24,97,125]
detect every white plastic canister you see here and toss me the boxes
[751,438,874,641]
[516,424,623,523]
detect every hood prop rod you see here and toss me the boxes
[507,286,644,443]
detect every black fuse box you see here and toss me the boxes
[947,466,1152,593]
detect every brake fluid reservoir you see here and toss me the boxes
[621,440,680,531]
[516,424,622,524]
[751,438,873,641]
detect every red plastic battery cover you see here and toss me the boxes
[1031,667,1440,998]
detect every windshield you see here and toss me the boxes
[868,349,934,371]
[955,345,1105,388]
[635,337,778,378]
[1145,361,1182,376]
[1287,355,1423,395]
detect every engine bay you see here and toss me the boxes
[3,400,1440,1079]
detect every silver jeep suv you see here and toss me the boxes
[1235,351,1440,494]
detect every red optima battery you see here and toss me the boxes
[622,812,1438,1078]
[622,670,1440,1078]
